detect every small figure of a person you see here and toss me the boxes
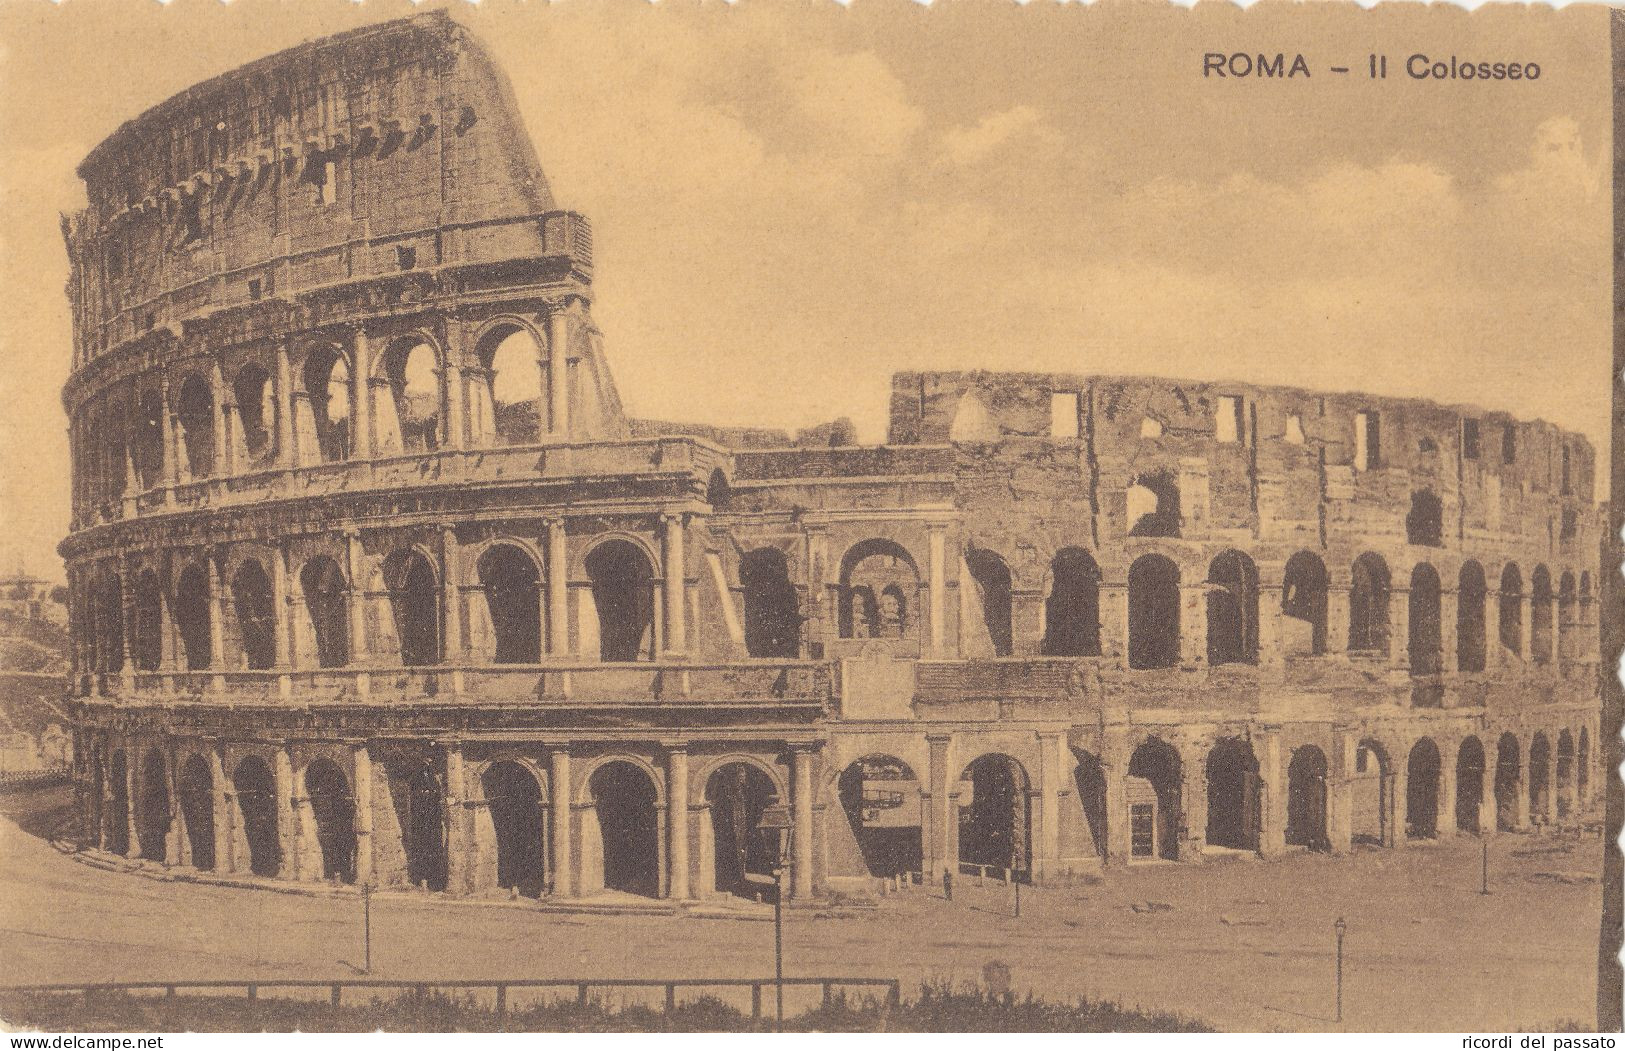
[942,868,954,901]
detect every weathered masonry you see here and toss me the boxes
[62,13,1605,903]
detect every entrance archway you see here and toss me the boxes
[585,541,656,662]
[232,755,281,877]
[105,750,129,855]
[1495,734,1522,831]
[482,760,547,897]
[706,763,779,899]
[1556,730,1574,819]
[957,754,1031,879]
[1285,746,1328,850]
[398,761,447,891]
[587,761,660,897]
[387,550,440,667]
[836,755,923,879]
[1126,740,1181,861]
[1529,733,1551,825]
[178,754,214,870]
[136,749,170,862]
[174,564,212,670]
[306,759,356,883]
[1351,740,1390,846]
[1205,737,1261,852]
[1578,728,1591,808]
[1456,737,1486,835]
[477,544,541,663]
[1406,738,1441,839]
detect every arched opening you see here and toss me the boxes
[1408,563,1442,675]
[706,469,731,511]
[1495,734,1523,831]
[1406,489,1443,547]
[482,760,547,898]
[837,756,923,879]
[957,754,1031,880]
[1285,746,1329,850]
[178,754,214,870]
[230,560,277,670]
[92,571,125,674]
[1531,566,1553,665]
[1557,572,1577,665]
[174,564,212,671]
[130,569,163,673]
[175,374,215,479]
[1042,548,1101,657]
[838,539,918,641]
[1126,472,1181,537]
[1556,730,1574,819]
[1405,738,1441,840]
[397,759,447,891]
[477,544,541,664]
[300,556,349,669]
[1458,562,1488,673]
[1580,572,1595,662]
[304,348,352,463]
[1529,733,1551,825]
[1351,740,1390,846]
[585,540,655,662]
[965,548,1014,658]
[1126,739,1181,861]
[1348,553,1392,655]
[587,761,660,897]
[232,755,281,877]
[132,390,165,490]
[1206,551,1259,666]
[1281,551,1329,657]
[1456,737,1486,835]
[1499,564,1524,657]
[480,326,543,445]
[1578,727,1591,809]
[105,750,130,855]
[305,759,356,883]
[232,365,277,463]
[1073,750,1109,859]
[1128,554,1180,670]
[385,339,442,454]
[1205,737,1261,852]
[740,548,800,658]
[706,763,779,899]
[136,749,170,862]
[386,550,440,667]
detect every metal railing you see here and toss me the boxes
[0,976,901,1021]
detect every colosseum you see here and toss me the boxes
[59,13,1604,904]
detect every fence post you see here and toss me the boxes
[247,984,257,1001]
[888,979,901,1007]
[666,983,676,1012]
[752,983,762,1019]
[822,981,832,1007]
[495,984,507,1024]
[166,986,176,999]
[577,982,589,1007]
[330,985,341,1008]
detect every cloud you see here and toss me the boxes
[938,105,1054,167]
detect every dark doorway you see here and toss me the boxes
[1285,746,1328,850]
[233,756,281,877]
[1457,562,1488,673]
[1127,740,1181,861]
[1406,738,1441,839]
[137,749,170,862]
[1128,555,1180,669]
[478,545,541,663]
[1280,551,1329,656]
[1495,733,1522,831]
[1206,551,1259,666]
[1205,737,1261,851]
[1408,563,1442,675]
[1456,737,1486,835]
[1556,730,1574,819]
[1042,548,1101,656]
[958,754,1030,879]
[306,759,356,883]
[707,763,779,899]
[178,754,214,870]
[837,756,923,879]
[400,761,447,891]
[1529,733,1551,824]
[740,548,800,658]
[301,557,349,668]
[389,551,441,667]
[586,541,655,662]
[174,564,213,670]
[590,761,660,897]
[483,761,547,898]
[231,560,277,670]
[1351,740,1389,846]
[106,751,129,855]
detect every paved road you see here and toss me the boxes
[0,785,1602,1031]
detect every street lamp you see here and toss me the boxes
[1333,916,1346,1024]
[759,803,793,1030]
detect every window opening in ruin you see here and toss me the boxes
[396,245,417,271]
[950,392,995,442]
[1354,410,1380,471]
[1462,418,1480,459]
[399,760,447,892]
[740,547,800,658]
[838,539,917,641]
[1561,445,1572,493]
[1205,738,1261,852]
[1495,734,1521,832]
[179,191,204,246]
[133,391,166,490]
[1499,563,1524,656]
[1557,571,1577,665]
[300,556,350,669]
[586,540,655,662]
[176,374,215,479]
[1280,551,1328,656]
[965,548,1014,658]
[481,326,543,445]
[136,749,171,862]
[230,560,277,670]
[1530,565,1553,664]
[130,570,163,673]
[233,366,276,462]
[388,550,440,667]
[1502,423,1517,464]
[1406,490,1443,547]
[477,544,541,664]
[707,469,730,511]
[1579,728,1591,806]
[178,755,215,871]
[1560,509,1578,541]
[1205,550,1259,667]
[1418,437,1437,454]
[105,751,130,856]
[1126,740,1181,861]
[1049,392,1081,439]
[483,761,547,898]
[1454,738,1486,834]
[1215,395,1243,443]
[1347,553,1391,655]
[387,340,441,455]
[247,279,262,301]
[315,158,338,206]
[1555,730,1574,819]
[1457,562,1487,673]
[707,763,779,900]
[958,754,1031,881]
[1042,548,1101,657]
[1128,554,1180,670]
[304,349,352,463]
[838,756,923,879]
[1126,472,1181,538]
[1408,563,1442,676]
[1405,739,1441,839]
[92,571,125,674]
[588,761,660,897]
[1283,414,1304,444]
[305,759,356,883]
[232,755,281,877]
[1140,416,1164,439]
[174,564,212,670]
[1285,746,1330,850]
[1528,734,1551,825]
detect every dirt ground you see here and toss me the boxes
[0,784,1603,1032]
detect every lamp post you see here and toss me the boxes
[362,879,374,974]
[1480,838,1490,895]
[759,803,793,1030]
[1333,916,1346,1024]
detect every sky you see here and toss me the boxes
[0,0,1612,582]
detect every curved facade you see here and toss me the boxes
[63,13,1604,900]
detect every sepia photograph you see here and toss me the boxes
[0,0,1617,1038]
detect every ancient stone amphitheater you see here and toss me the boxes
[60,13,1603,903]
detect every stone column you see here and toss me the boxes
[159,377,177,490]
[210,361,230,478]
[1180,741,1207,859]
[547,520,569,657]
[1438,739,1457,837]
[1329,731,1355,854]
[210,746,232,874]
[1103,741,1130,864]
[666,745,690,901]
[791,746,815,900]
[276,745,299,881]
[1390,585,1410,669]
[1327,586,1350,657]
[345,531,369,672]
[443,742,467,895]
[1440,589,1459,675]
[1180,583,1207,669]
[445,365,466,451]
[275,341,297,471]
[1389,760,1408,846]
[441,527,463,665]
[927,525,947,657]
[122,735,141,857]
[1480,751,1498,838]
[351,328,372,461]
[205,552,225,676]
[353,743,374,886]
[1258,730,1285,856]
[550,748,574,896]
[272,544,293,670]
[1036,731,1064,880]
[804,527,829,649]
[1542,756,1558,825]
[164,743,182,866]
[926,734,954,878]
[547,308,571,438]
[662,514,687,657]
[1257,583,1283,667]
